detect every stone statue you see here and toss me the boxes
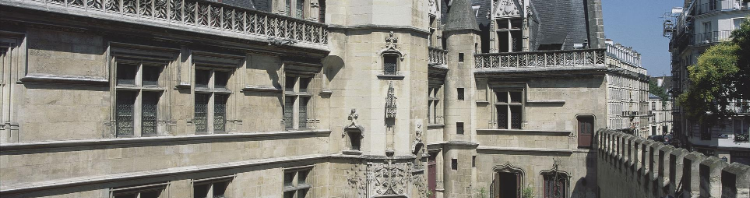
[348,108,359,128]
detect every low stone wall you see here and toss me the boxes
[596,129,749,198]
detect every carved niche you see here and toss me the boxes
[385,82,397,119]
[494,0,521,18]
[380,31,405,61]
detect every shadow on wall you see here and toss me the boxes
[570,147,597,198]
[323,55,344,82]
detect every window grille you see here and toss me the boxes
[383,55,398,75]
[213,94,227,133]
[511,106,522,129]
[116,91,136,137]
[299,97,308,129]
[195,94,210,133]
[141,92,159,136]
[497,106,508,129]
[284,97,294,129]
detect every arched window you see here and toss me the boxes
[541,172,569,198]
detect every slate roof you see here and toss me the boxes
[444,0,481,31]
[529,0,590,50]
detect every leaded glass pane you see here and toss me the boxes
[284,97,294,129]
[299,97,308,129]
[497,105,508,129]
[116,91,136,137]
[383,55,398,75]
[511,105,522,129]
[195,94,209,133]
[285,0,292,16]
[214,94,227,133]
[296,0,304,19]
[142,92,159,136]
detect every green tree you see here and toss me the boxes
[649,80,669,103]
[678,18,750,128]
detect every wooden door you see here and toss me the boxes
[428,156,436,198]
[578,116,594,148]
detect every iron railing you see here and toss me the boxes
[428,47,447,65]
[693,30,733,45]
[474,49,606,69]
[27,0,328,45]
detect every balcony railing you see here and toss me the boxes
[693,30,733,45]
[428,47,447,65]
[20,0,328,46]
[695,0,747,15]
[474,49,606,70]
[729,100,750,114]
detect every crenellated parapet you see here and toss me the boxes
[597,129,750,198]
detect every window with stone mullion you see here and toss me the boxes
[115,61,163,138]
[495,91,523,129]
[284,169,311,198]
[194,67,232,134]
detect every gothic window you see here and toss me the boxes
[115,61,165,138]
[383,54,399,75]
[193,176,233,198]
[543,173,568,198]
[495,90,523,129]
[284,167,312,198]
[284,76,312,130]
[111,183,167,198]
[451,159,458,170]
[194,67,233,134]
[428,87,442,124]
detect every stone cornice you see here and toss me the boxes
[0,154,329,194]
[327,24,431,35]
[0,130,331,152]
[477,146,575,154]
[476,129,571,135]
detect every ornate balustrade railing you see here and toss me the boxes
[474,49,606,70]
[20,0,328,45]
[428,47,447,65]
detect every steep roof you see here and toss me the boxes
[444,0,481,32]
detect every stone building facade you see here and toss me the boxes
[1,0,648,198]
[666,0,750,165]
[647,76,673,138]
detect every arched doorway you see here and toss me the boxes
[492,163,525,198]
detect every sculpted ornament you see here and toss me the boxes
[369,161,412,195]
[346,163,368,197]
[494,0,521,18]
[385,82,397,119]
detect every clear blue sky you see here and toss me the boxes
[601,0,683,76]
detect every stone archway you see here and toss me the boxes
[492,163,526,198]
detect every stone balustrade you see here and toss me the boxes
[428,47,447,65]
[474,49,606,70]
[10,0,328,46]
[597,129,749,198]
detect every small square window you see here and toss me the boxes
[193,183,210,198]
[451,159,458,170]
[457,88,465,100]
[457,122,464,134]
[459,53,464,62]
[299,78,310,93]
[284,172,295,187]
[384,55,399,75]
